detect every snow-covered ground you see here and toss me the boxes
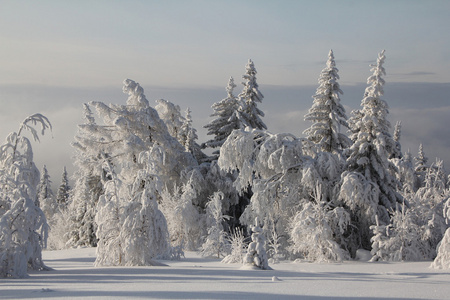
[0,248,449,299]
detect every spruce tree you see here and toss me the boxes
[56,167,70,209]
[414,143,428,189]
[0,114,51,278]
[304,50,350,153]
[340,50,402,252]
[238,59,267,130]
[204,76,244,153]
[36,165,56,221]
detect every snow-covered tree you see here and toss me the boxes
[412,159,448,257]
[36,165,56,221]
[222,228,247,264]
[430,187,450,268]
[120,149,170,266]
[94,157,124,266]
[155,99,185,143]
[219,128,314,255]
[289,184,350,262]
[180,108,205,163]
[0,114,51,278]
[394,150,416,195]
[303,49,350,153]
[391,121,402,159]
[70,80,196,252]
[159,182,203,251]
[238,59,267,130]
[370,203,423,262]
[340,50,402,252]
[243,217,269,270]
[56,167,70,209]
[414,143,428,189]
[204,76,244,153]
[431,228,450,269]
[67,104,104,248]
[200,191,229,258]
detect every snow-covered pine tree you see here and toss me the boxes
[219,128,312,256]
[204,76,244,154]
[67,103,105,248]
[431,227,450,269]
[155,99,185,144]
[200,191,230,258]
[0,114,51,278]
[288,184,350,262]
[340,50,403,253]
[431,189,450,268]
[56,166,70,209]
[238,59,267,130]
[370,203,423,262]
[394,150,416,195]
[391,121,402,159]
[414,143,428,190]
[159,181,203,251]
[303,50,350,153]
[36,165,56,222]
[94,156,124,266]
[180,108,206,163]
[120,148,170,266]
[83,80,195,265]
[412,159,448,257]
[243,217,269,270]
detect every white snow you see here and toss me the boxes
[1,247,449,299]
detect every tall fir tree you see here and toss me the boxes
[304,50,350,153]
[204,76,244,153]
[238,59,267,130]
[36,165,56,221]
[392,121,403,159]
[180,108,205,163]
[56,167,70,209]
[340,50,402,253]
[414,143,428,189]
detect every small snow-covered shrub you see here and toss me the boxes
[243,218,269,270]
[222,228,247,264]
[431,228,450,269]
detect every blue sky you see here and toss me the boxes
[1,0,450,181]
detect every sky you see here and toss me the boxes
[1,0,450,184]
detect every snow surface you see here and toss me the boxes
[1,248,449,299]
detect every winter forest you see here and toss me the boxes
[2,50,450,279]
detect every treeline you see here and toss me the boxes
[2,50,449,278]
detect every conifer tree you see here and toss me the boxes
[414,143,428,189]
[36,165,56,221]
[340,50,402,252]
[67,104,104,248]
[243,217,269,270]
[56,167,70,209]
[0,114,51,278]
[238,59,267,130]
[180,108,205,163]
[204,76,244,152]
[304,50,350,153]
[200,191,230,258]
[392,121,403,159]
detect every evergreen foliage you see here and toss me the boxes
[0,114,51,278]
[304,50,350,153]
[238,59,267,130]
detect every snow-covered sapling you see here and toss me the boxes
[243,217,270,270]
